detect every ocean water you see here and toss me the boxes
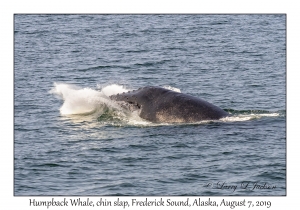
[14,14,286,196]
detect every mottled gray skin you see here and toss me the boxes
[109,86,229,123]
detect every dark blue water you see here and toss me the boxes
[14,14,286,196]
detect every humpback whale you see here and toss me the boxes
[109,86,229,123]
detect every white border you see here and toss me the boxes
[2,0,298,209]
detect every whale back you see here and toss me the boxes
[110,86,229,123]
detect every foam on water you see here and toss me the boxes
[220,112,280,122]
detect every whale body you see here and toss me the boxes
[109,86,229,123]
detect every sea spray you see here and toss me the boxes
[50,83,105,115]
[100,84,129,97]
[50,83,126,115]
[50,83,148,125]
[163,85,181,93]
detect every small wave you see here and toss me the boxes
[221,110,282,122]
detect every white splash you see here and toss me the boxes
[50,83,128,115]
[100,84,129,97]
[163,85,181,93]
